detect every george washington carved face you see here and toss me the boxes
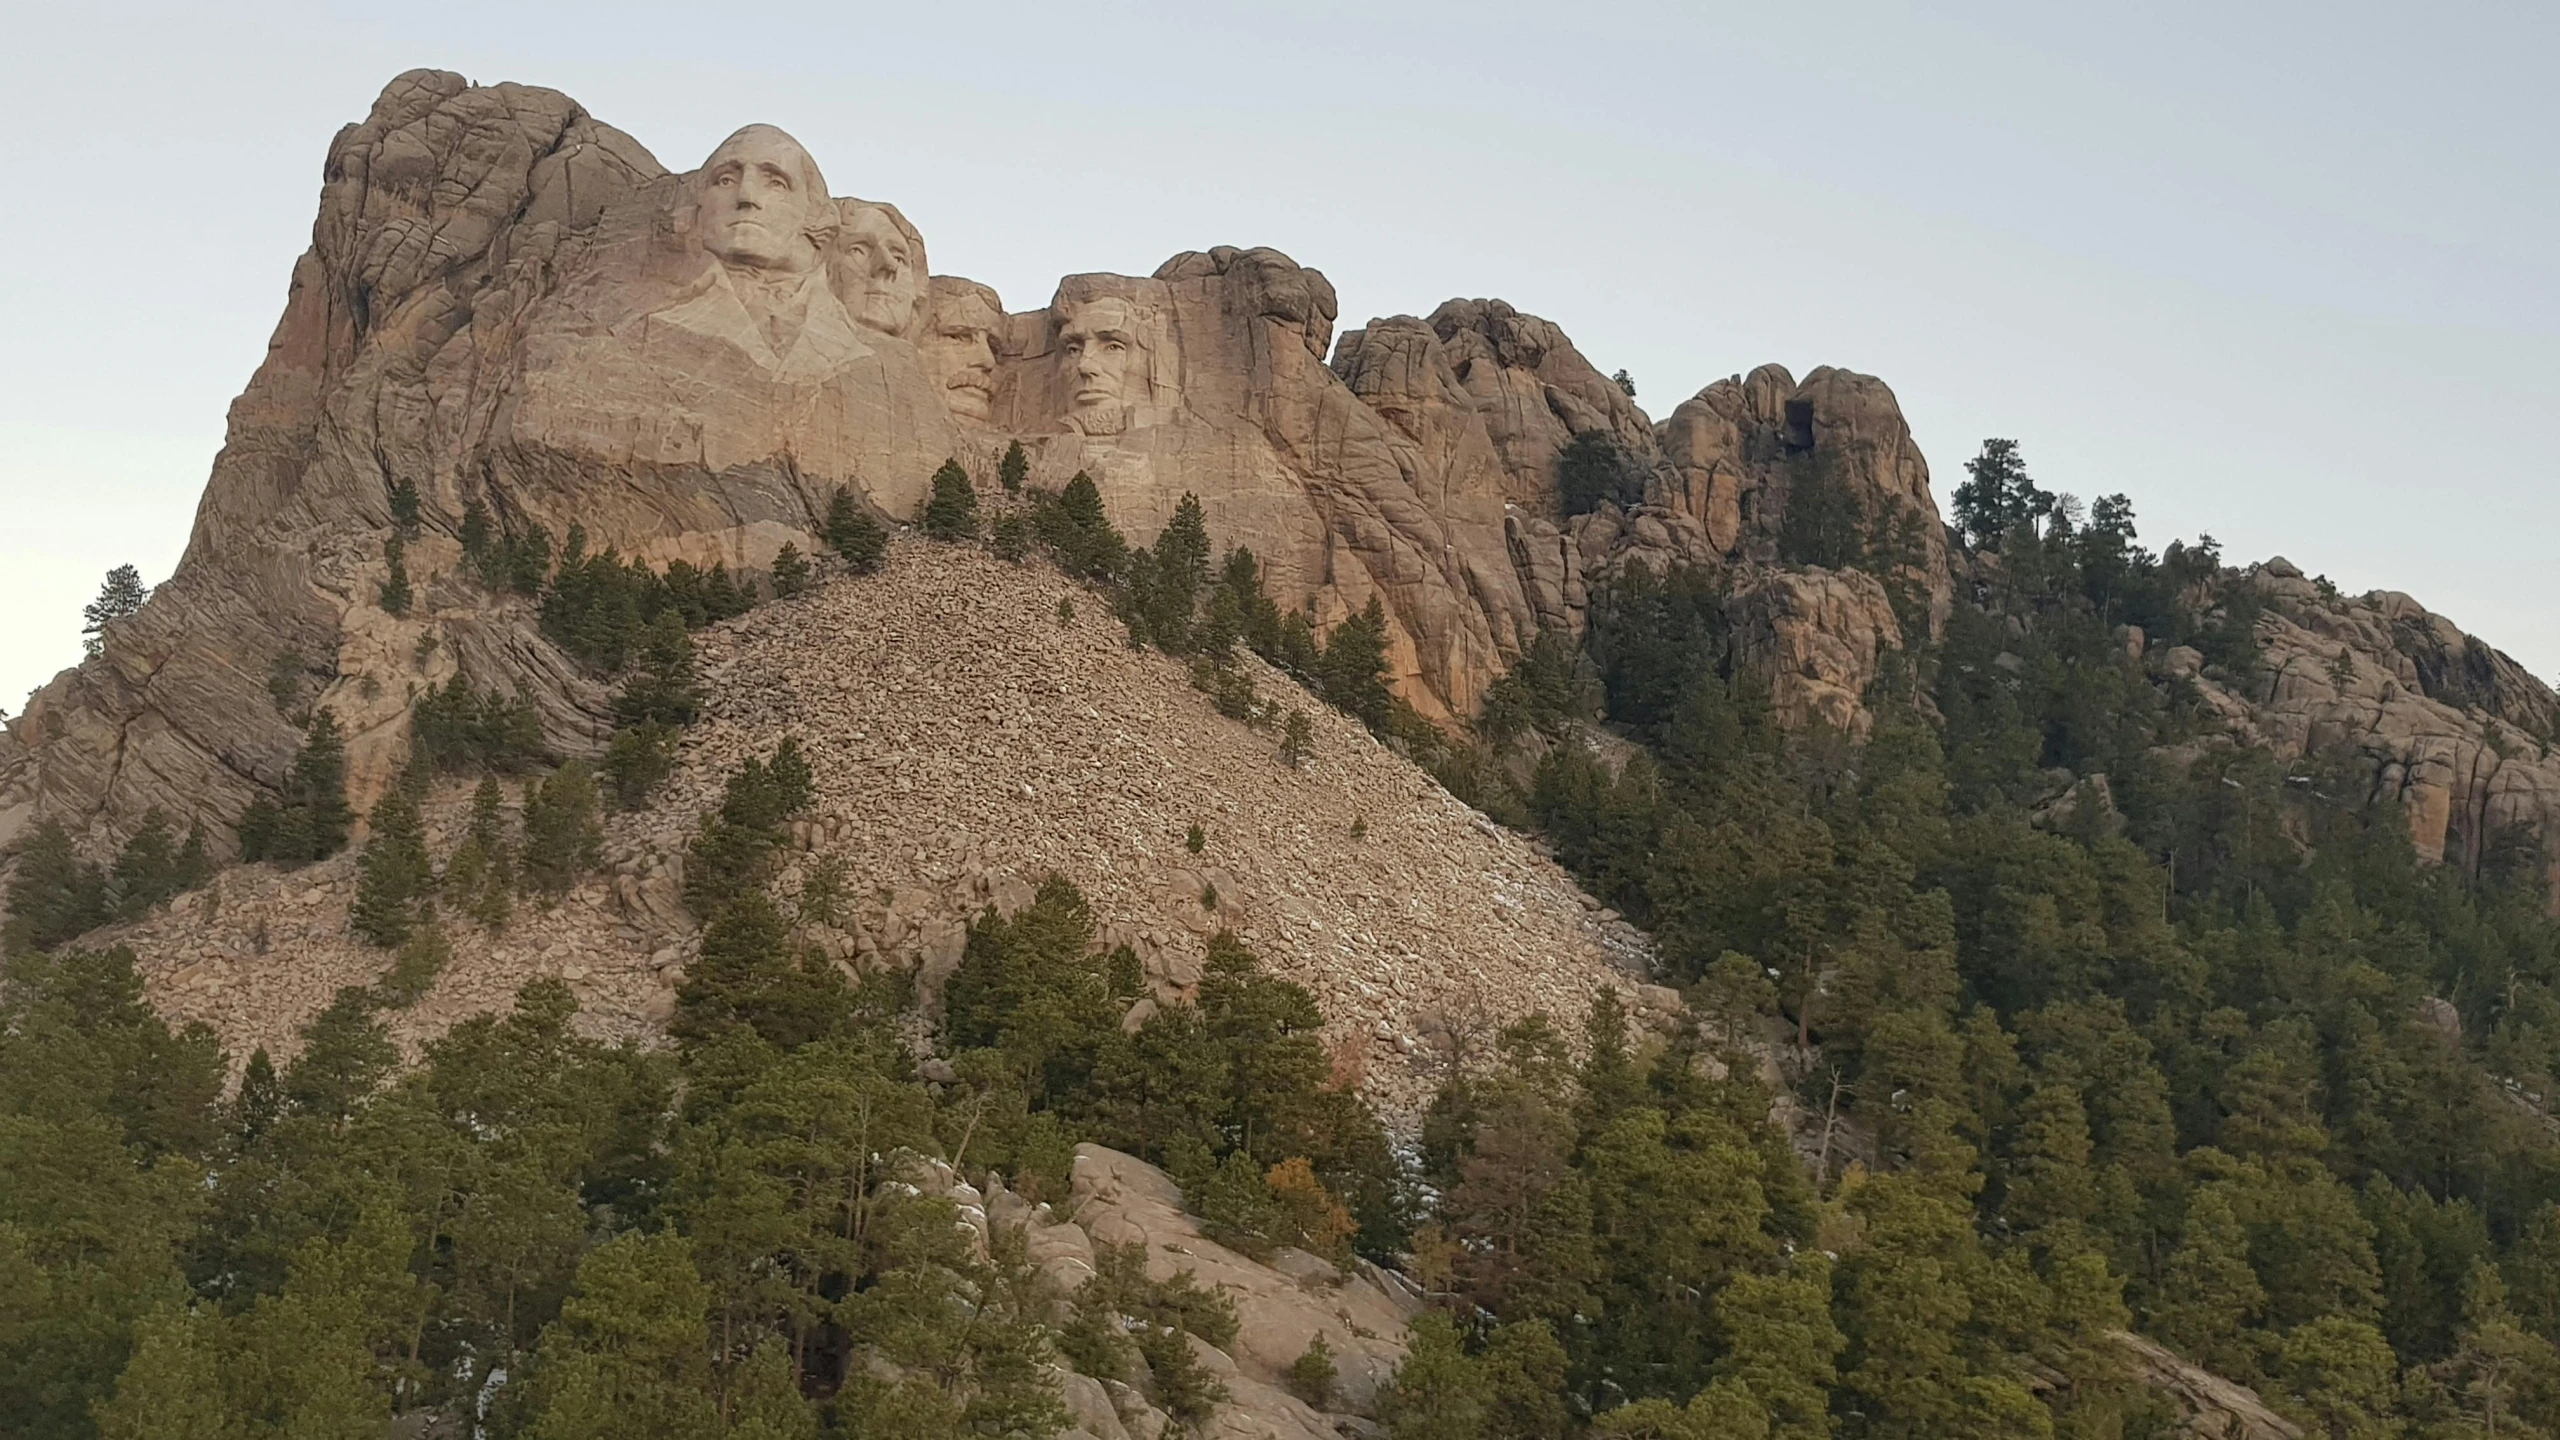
[695,125,830,274]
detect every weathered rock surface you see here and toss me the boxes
[984,249,1543,724]
[1068,1145,1416,1420]
[2112,1331,2303,1440]
[1725,566,1909,736]
[0,70,1959,864]
[96,541,1651,1120]
[2163,559,2560,893]
[893,1144,1412,1440]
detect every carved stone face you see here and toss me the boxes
[1058,296,1140,421]
[839,204,925,338]
[696,126,827,274]
[923,279,1001,422]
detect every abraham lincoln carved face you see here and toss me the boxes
[1058,295,1141,432]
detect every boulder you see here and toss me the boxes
[1066,1145,1416,1416]
[2113,1331,2302,1440]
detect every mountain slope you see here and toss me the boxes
[108,539,1651,1116]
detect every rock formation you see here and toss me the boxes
[890,1143,1421,1440]
[2162,557,2560,894]
[0,69,1956,864]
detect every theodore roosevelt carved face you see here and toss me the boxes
[695,125,830,274]
[923,277,1002,422]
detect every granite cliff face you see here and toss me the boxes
[0,70,1954,862]
[3,67,2553,906]
[2165,559,2560,891]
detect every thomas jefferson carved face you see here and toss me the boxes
[1058,296,1140,424]
[839,203,926,338]
[923,278,1002,422]
[695,126,829,274]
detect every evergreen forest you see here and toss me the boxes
[8,447,2560,1440]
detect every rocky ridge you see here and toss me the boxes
[0,68,1950,863]
[2153,558,2560,890]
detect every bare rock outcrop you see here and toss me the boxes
[980,248,1544,723]
[2166,559,2560,894]
[2112,1331,2303,1440]
[1725,566,1909,737]
[1330,306,1948,731]
[19,65,2542,920]
[1068,1145,1416,1421]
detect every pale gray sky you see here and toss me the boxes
[5,1,2554,713]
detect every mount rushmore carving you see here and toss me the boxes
[20,68,2540,894]
[0,69,1955,859]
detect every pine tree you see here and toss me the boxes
[107,811,180,921]
[82,564,150,657]
[2439,1261,2560,1440]
[521,1233,728,1440]
[2151,1185,2265,1378]
[1713,1255,1843,1440]
[1319,596,1395,733]
[671,889,852,1051]
[441,776,516,931]
[459,499,494,571]
[267,647,307,715]
[990,511,1029,562]
[824,486,888,573]
[92,1305,236,1440]
[1281,709,1315,768]
[1951,438,2051,551]
[1557,432,1642,517]
[379,533,413,616]
[519,763,603,897]
[999,439,1030,494]
[603,723,679,812]
[1,818,106,953]
[922,457,981,540]
[232,1046,282,1141]
[612,610,701,729]
[1037,471,1129,581]
[239,710,355,865]
[1133,493,1214,651]
[351,770,435,947]
[1379,1312,1487,1440]
[387,476,422,535]
[2006,1075,2099,1246]
[1777,451,1868,571]
[506,523,554,594]
[770,541,810,597]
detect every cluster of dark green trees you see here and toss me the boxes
[2,810,211,955]
[0,734,1404,1439]
[1010,474,1393,746]
[1412,440,2560,1438]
